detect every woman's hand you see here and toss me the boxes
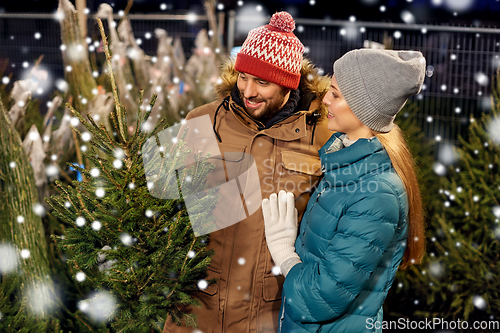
[262,190,301,275]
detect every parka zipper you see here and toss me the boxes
[230,103,266,130]
[279,296,286,332]
[302,185,329,237]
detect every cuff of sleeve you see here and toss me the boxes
[280,254,302,277]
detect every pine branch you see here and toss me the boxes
[97,18,127,144]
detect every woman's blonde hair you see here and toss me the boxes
[375,124,425,268]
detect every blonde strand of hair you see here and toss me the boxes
[375,124,425,268]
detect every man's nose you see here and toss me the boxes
[243,81,257,99]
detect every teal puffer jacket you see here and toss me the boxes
[279,132,409,333]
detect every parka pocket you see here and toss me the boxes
[207,143,247,162]
[281,151,322,176]
[205,143,248,185]
[262,274,285,302]
[277,150,322,218]
[203,143,260,233]
[198,267,222,297]
[279,150,322,196]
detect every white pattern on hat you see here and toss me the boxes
[235,11,305,89]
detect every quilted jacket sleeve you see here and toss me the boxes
[282,181,401,323]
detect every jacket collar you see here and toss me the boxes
[319,132,392,185]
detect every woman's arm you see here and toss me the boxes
[282,185,402,323]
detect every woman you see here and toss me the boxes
[262,48,426,332]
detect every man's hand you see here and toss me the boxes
[262,190,301,276]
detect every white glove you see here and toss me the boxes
[262,190,301,276]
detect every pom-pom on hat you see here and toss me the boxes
[333,48,426,133]
[235,11,305,90]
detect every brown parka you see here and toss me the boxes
[163,59,332,333]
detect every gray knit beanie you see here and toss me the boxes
[333,48,426,133]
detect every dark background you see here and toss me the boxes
[1,0,500,26]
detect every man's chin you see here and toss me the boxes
[245,107,266,120]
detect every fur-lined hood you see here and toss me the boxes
[215,58,331,119]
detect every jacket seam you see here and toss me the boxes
[322,244,377,276]
[378,177,407,286]
[296,268,354,320]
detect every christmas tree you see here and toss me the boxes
[58,0,97,113]
[46,19,217,332]
[388,71,500,331]
[0,99,61,332]
[1,0,226,329]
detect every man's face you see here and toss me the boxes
[236,72,291,122]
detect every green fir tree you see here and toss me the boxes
[392,71,500,332]
[46,20,216,332]
[0,99,61,332]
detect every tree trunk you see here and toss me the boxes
[0,105,57,321]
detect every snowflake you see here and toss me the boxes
[0,243,20,273]
[198,279,208,290]
[76,271,86,282]
[76,216,86,227]
[78,291,117,322]
[473,295,486,310]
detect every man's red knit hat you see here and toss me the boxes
[235,11,305,90]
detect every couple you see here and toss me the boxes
[164,11,425,333]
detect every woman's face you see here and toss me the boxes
[322,75,371,138]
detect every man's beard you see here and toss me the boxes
[238,89,289,122]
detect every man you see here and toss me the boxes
[163,11,331,333]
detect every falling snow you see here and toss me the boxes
[493,206,500,219]
[95,188,105,198]
[25,281,58,315]
[0,243,20,274]
[433,162,447,176]
[120,233,133,246]
[90,168,100,177]
[198,279,208,290]
[78,291,117,323]
[92,221,102,230]
[32,203,46,216]
[487,117,500,145]
[473,295,487,310]
[76,216,86,227]
[20,249,31,259]
[76,271,86,282]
